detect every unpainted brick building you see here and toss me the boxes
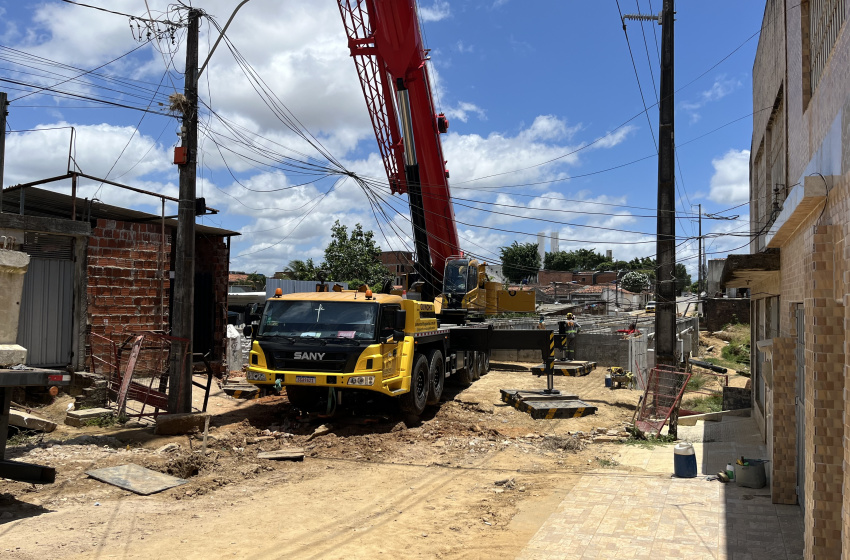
[0,186,236,377]
[723,1,850,556]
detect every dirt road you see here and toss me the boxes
[1,363,641,559]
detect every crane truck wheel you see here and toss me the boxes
[450,351,475,386]
[469,351,482,381]
[399,354,429,416]
[425,349,445,405]
[285,385,323,411]
[476,351,488,376]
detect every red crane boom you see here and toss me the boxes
[338,0,461,295]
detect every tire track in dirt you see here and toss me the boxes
[245,450,511,560]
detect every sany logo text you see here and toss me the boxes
[293,352,326,360]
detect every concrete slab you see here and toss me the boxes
[257,449,304,461]
[0,344,27,368]
[65,407,112,427]
[86,464,188,495]
[9,409,56,432]
[154,412,211,435]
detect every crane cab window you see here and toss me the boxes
[444,259,469,294]
[379,305,401,337]
[467,265,478,292]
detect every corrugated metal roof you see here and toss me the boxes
[1,186,238,237]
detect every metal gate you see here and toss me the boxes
[795,303,806,511]
[17,255,74,367]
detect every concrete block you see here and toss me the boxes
[10,409,57,432]
[490,350,517,362]
[65,407,113,427]
[517,350,543,362]
[0,249,29,346]
[0,344,27,367]
[154,412,211,435]
[257,449,304,461]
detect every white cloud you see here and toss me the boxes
[442,101,486,123]
[592,125,636,149]
[419,1,452,22]
[456,40,474,54]
[708,149,750,204]
[682,75,742,122]
[5,122,171,185]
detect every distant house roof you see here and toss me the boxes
[574,283,638,295]
[229,273,249,283]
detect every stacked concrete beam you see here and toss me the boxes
[0,248,30,366]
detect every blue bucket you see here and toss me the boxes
[673,442,697,478]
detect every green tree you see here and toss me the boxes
[674,263,692,296]
[621,271,650,293]
[500,241,541,283]
[323,221,388,286]
[544,248,608,271]
[283,259,318,281]
[246,271,266,290]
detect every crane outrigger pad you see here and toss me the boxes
[500,390,597,419]
[531,361,597,377]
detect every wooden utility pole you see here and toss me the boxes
[0,92,7,213]
[169,9,200,413]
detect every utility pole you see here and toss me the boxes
[169,9,200,414]
[655,0,676,370]
[0,92,7,213]
[697,204,702,295]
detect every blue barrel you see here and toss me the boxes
[604,375,612,388]
[673,442,697,478]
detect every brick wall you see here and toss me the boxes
[804,226,843,558]
[195,235,229,375]
[86,219,169,366]
[701,298,750,332]
[538,270,574,284]
[753,2,850,555]
[771,336,797,505]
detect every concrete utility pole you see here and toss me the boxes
[697,204,702,295]
[169,9,200,414]
[0,92,7,213]
[655,0,676,370]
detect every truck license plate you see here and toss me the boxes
[295,376,316,384]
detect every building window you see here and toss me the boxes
[767,91,786,225]
[809,0,847,94]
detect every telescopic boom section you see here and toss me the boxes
[338,0,461,290]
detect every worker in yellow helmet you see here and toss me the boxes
[564,312,581,361]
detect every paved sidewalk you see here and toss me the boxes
[519,416,804,559]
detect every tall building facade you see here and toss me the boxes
[723,2,850,556]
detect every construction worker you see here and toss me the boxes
[564,312,581,361]
[537,315,546,330]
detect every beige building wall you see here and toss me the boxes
[749,1,850,557]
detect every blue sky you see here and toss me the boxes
[0,1,765,278]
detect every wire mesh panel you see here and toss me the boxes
[88,331,188,420]
[635,365,691,437]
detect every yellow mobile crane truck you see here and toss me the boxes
[243,289,491,416]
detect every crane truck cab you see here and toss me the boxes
[244,290,487,417]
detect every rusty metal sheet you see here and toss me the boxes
[86,464,188,495]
